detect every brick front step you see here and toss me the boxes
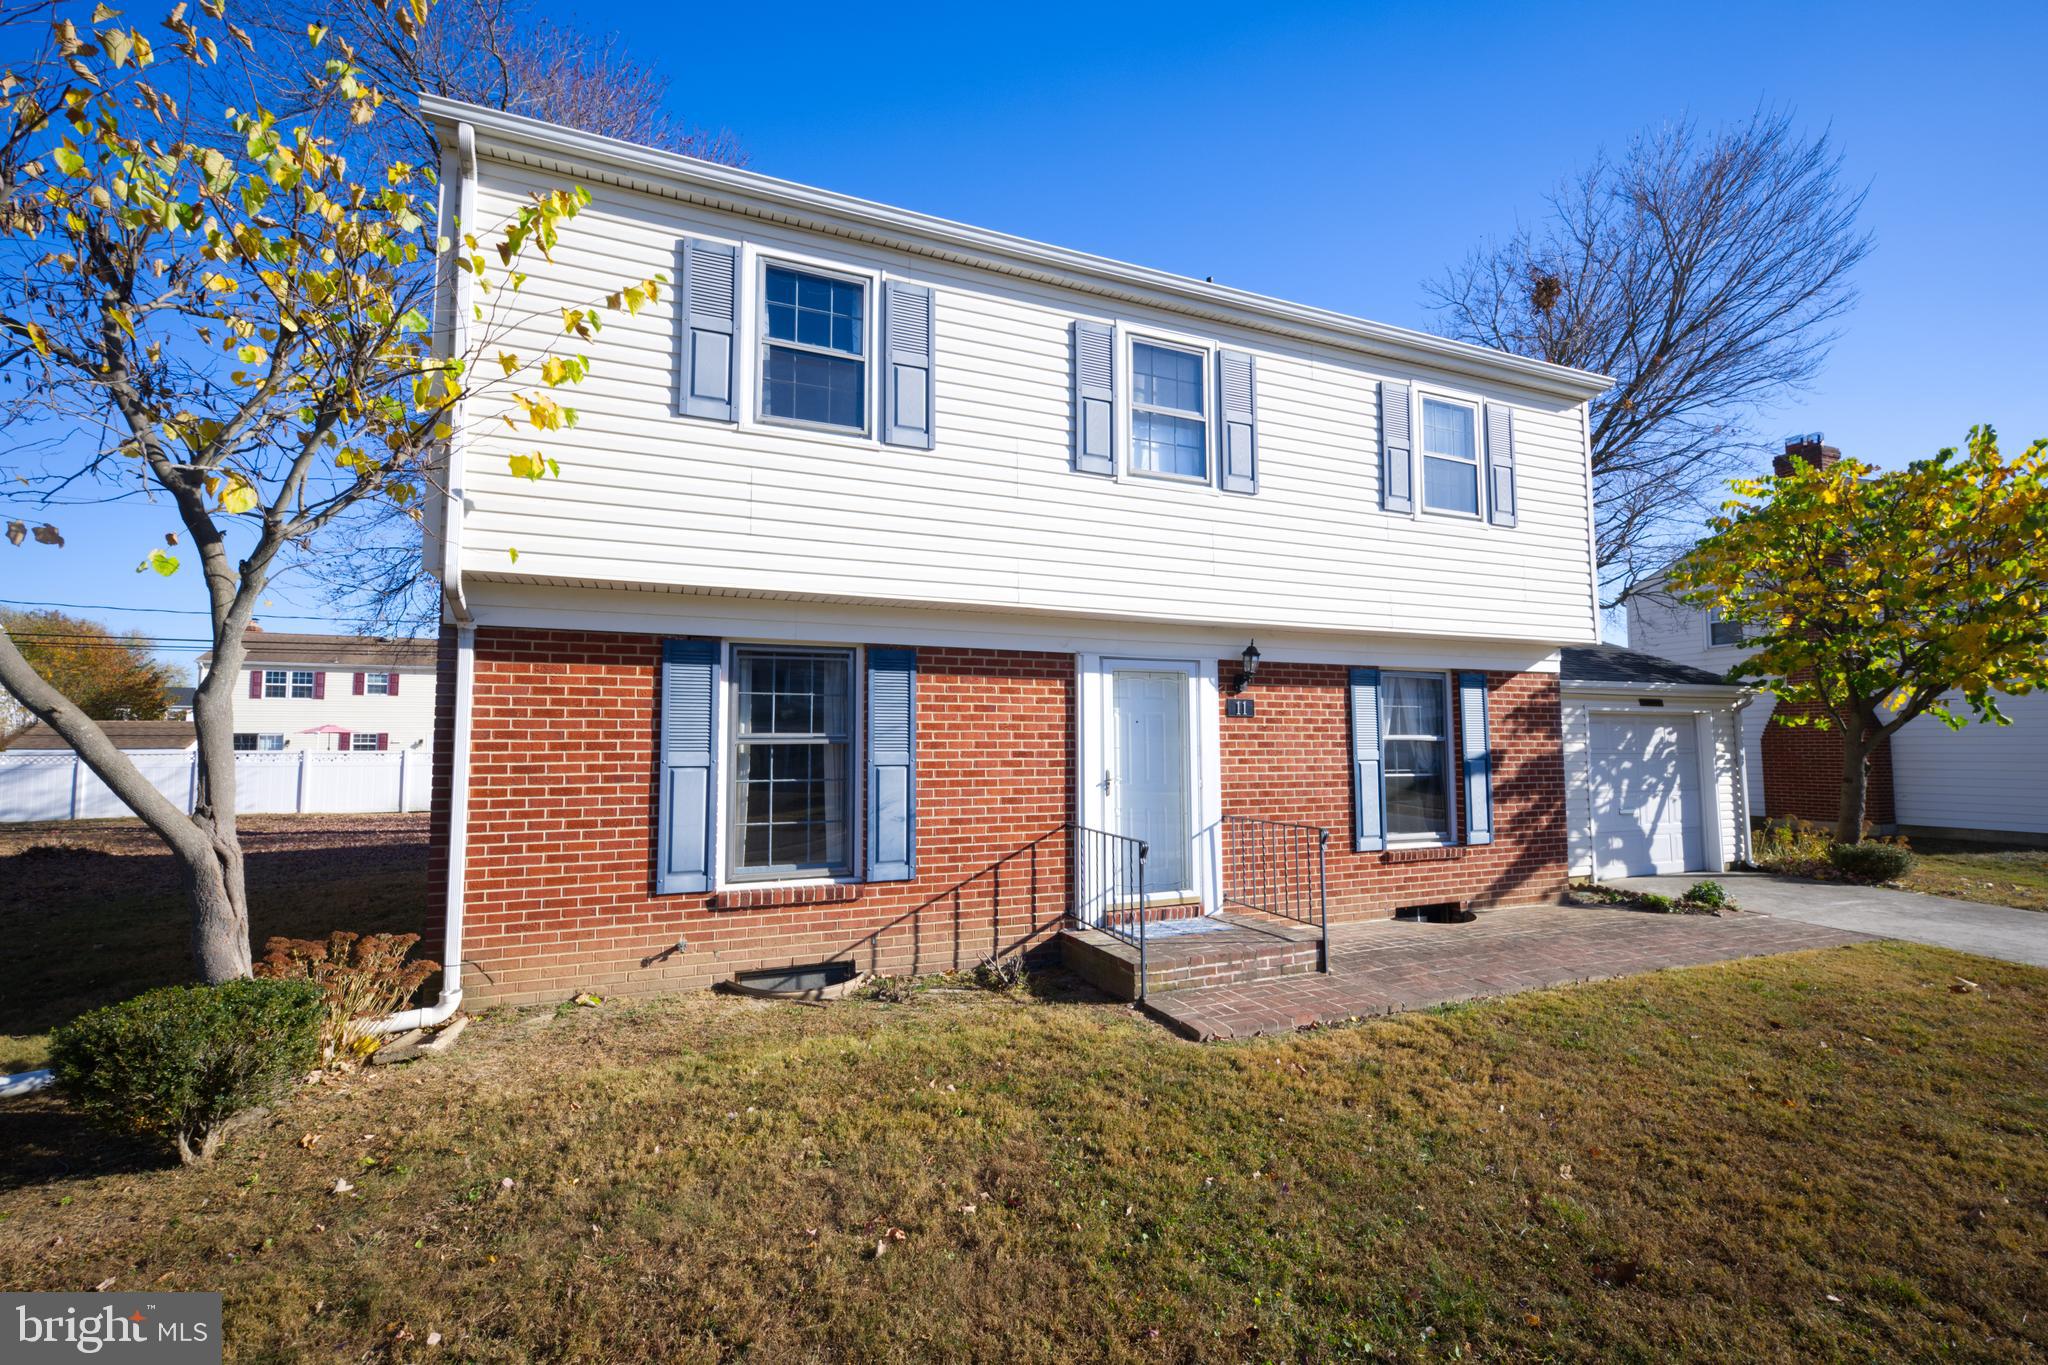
[1058,911,1325,1000]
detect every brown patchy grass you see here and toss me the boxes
[0,941,2041,1362]
[1902,840,2048,913]
[0,814,430,1049]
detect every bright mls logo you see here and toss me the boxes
[4,1294,221,1362]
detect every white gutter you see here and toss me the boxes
[366,622,475,1035]
[420,95,1613,405]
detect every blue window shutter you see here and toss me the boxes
[882,281,935,449]
[1217,349,1258,494]
[1348,667,1386,852]
[866,648,918,882]
[1485,402,1517,527]
[657,638,719,893]
[677,238,737,421]
[1072,320,1115,475]
[1458,671,1494,846]
[1379,380,1414,514]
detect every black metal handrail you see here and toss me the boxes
[1221,813,1330,972]
[1068,821,1151,999]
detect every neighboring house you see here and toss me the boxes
[1629,436,2048,844]
[194,631,436,754]
[1,719,195,751]
[422,98,1629,1008]
[163,685,196,721]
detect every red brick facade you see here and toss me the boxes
[1759,698,1895,829]
[1216,662,1568,920]
[436,629,1568,1004]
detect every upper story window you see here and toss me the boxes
[1382,671,1451,841]
[260,669,315,699]
[729,648,854,880]
[290,670,317,699]
[1130,340,1208,480]
[365,672,391,695]
[1421,397,1481,516]
[1707,607,1750,648]
[761,265,865,433]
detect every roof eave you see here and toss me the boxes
[1562,678,1752,698]
[421,96,1614,405]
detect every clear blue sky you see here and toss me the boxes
[9,0,2044,658]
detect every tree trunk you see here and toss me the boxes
[181,827,253,981]
[1835,734,1871,845]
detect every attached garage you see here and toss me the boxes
[1561,645,1753,881]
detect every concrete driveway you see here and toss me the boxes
[1610,870,2048,968]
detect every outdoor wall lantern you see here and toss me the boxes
[1234,640,1262,694]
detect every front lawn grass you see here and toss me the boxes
[2,941,2042,1362]
[1902,839,2048,912]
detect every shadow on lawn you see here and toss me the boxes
[1,815,430,1036]
[0,1096,166,1192]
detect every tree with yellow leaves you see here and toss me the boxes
[0,0,662,980]
[1670,428,2048,844]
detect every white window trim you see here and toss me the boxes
[749,249,879,442]
[349,733,383,752]
[1416,391,1484,521]
[262,669,288,699]
[1382,669,1460,847]
[365,672,392,695]
[713,640,867,891]
[1124,333,1213,487]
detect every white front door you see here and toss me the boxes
[1110,668,1191,894]
[1588,715,1707,878]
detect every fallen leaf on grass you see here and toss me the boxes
[1951,977,1980,994]
[426,1330,442,1346]
[331,1179,354,1196]
[95,1277,115,1292]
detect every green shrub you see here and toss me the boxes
[1829,840,1915,883]
[1636,892,1678,912]
[1684,880,1729,908]
[50,979,324,1165]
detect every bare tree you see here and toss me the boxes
[1427,111,1872,604]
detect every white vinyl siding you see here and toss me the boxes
[1890,690,2048,836]
[455,156,1600,645]
[214,668,438,752]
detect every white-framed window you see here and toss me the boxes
[290,670,317,699]
[1420,396,1482,517]
[262,669,288,698]
[726,647,855,880]
[1382,671,1453,842]
[758,262,866,434]
[365,672,391,695]
[349,732,383,752]
[234,732,285,751]
[1707,608,1750,649]
[1129,338,1209,481]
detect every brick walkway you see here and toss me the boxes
[1143,903,1872,1041]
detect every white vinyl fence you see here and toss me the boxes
[0,749,430,823]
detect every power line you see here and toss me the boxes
[1,596,377,624]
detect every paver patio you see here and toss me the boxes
[1144,902,1873,1041]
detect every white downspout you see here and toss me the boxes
[366,622,475,1035]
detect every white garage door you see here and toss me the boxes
[1588,716,1705,878]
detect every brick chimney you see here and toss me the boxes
[1774,434,1842,478]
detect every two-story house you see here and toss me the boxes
[419,98,1635,1010]
[196,630,437,754]
[1630,437,2048,846]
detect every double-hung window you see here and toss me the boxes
[262,670,288,699]
[365,672,391,695]
[290,670,317,699]
[761,264,865,433]
[1383,671,1452,841]
[729,648,854,879]
[1130,340,1208,480]
[349,733,383,752]
[1420,397,1481,516]
[234,733,284,751]
[1707,607,1749,648]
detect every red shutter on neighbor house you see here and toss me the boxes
[313,671,326,700]
[377,733,389,751]
[353,672,365,695]
[387,672,400,696]
[337,731,351,751]
[249,670,262,699]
